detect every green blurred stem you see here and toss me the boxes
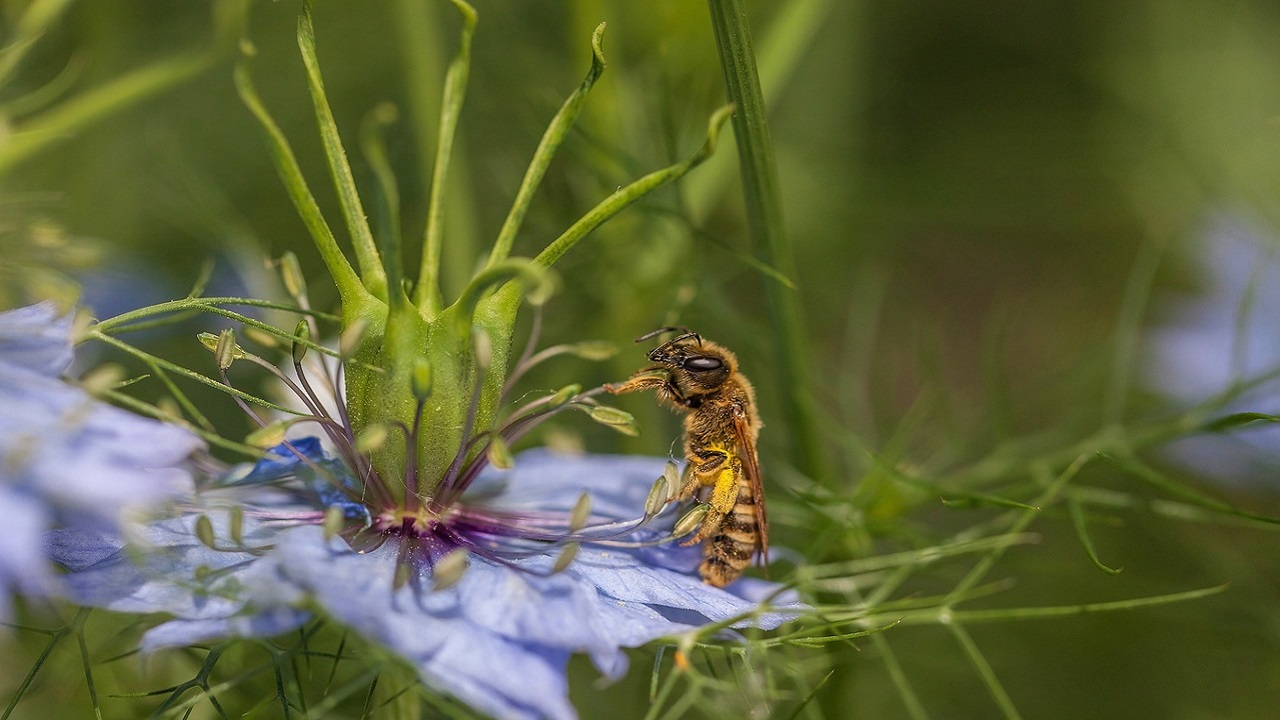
[707,0,826,481]
[298,0,387,302]
[414,0,478,319]
[0,51,209,177]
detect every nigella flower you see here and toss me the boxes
[0,303,201,617]
[52,432,801,720]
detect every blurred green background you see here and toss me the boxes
[4,0,1280,718]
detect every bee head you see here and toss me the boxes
[637,328,734,393]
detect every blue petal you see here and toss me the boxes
[0,302,74,376]
[51,449,807,719]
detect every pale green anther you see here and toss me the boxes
[432,548,470,591]
[589,405,639,436]
[569,340,617,361]
[547,383,581,409]
[568,493,592,533]
[551,543,580,574]
[473,326,492,371]
[280,251,308,300]
[339,316,369,360]
[291,319,311,364]
[644,477,667,517]
[244,326,280,349]
[229,506,244,546]
[198,331,247,365]
[79,363,124,398]
[156,396,182,422]
[487,436,514,469]
[195,514,217,549]
[663,461,681,500]
[355,423,390,453]
[215,328,239,370]
[323,505,345,540]
[394,561,412,590]
[673,504,709,538]
[411,357,433,401]
[245,422,289,449]
[194,565,212,582]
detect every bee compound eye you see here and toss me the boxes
[683,356,723,372]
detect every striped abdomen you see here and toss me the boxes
[699,467,762,587]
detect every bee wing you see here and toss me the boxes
[732,405,769,573]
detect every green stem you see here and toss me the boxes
[413,0,478,319]
[533,105,734,269]
[298,0,387,302]
[234,53,371,313]
[707,0,826,481]
[485,22,608,268]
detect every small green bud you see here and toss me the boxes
[569,340,617,361]
[433,548,470,591]
[487,436,514,470]
[79,364,124,398]
[473,327,492,370]
[243,326,280,349]
[323,505,346,540]
[663,461,681,501]
[245,422,289,449]
[279,251,308,300]
[568,493,592,533]
[551,543,580,574]
[411,357,433,401]
[589,405,639,436]
[547,384,581,409]
[644,477,667,517]
[673,504,709,539]
[339,317,369,360]
[195,515,217,549]
[291,320,311,364]
[355,424,389,453]
[228,506,244,546]
[215,328,240,370]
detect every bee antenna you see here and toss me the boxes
[633,326,692,344]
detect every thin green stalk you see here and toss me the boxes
[485,22,608,268]
[414,0,478,319]
[868,632,929,720]
[90,331,301,415]
[707,0,826,481]
[0,0,75,87]
[947,622,1024,720]
[298,0,387,302]
[944,454,1089,605]
[234,52,373,316]
[533,105,735,269]
[0,51,210,176]
[1103,237,1163,426]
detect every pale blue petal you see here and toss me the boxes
[51,447,806,719]
[0,302,74,376]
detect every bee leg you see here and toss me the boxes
[680,449,739,545]
[604,371,667,395]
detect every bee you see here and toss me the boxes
[605,327,767,587]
